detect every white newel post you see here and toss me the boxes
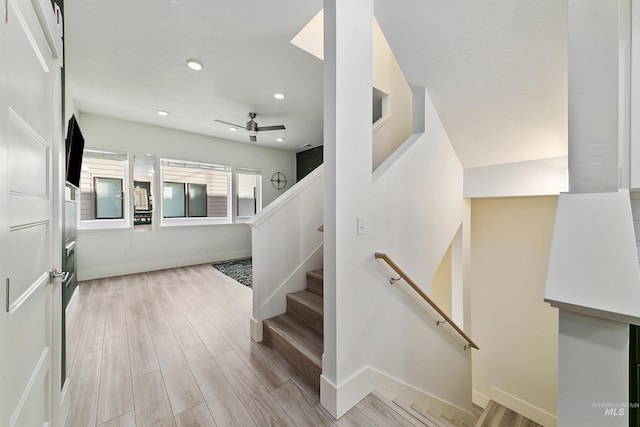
[545,1,640,426]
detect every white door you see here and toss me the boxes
[0,0,64,426]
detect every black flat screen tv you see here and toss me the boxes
[65,115,84,188]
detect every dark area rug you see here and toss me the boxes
[212,258,252,288]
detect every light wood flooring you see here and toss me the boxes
[65,263,418,427]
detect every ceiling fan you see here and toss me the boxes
[215,112,285,142]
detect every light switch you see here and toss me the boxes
[357,216,366,235]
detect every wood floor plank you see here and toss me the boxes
[97,411,136,427]
[214,350,295,426]
[160,300,203,351]
[97,337,134,424]
[355,394,412,426]
[132,370,176,427]
[272,354,320,404]
[126,317,160,379]
[190,320,232,358]
[271,380,336,426]
[143,299,172,336]
[335,406,376,427]
[184,345,255,427]
[123,277,145,322]
[216,321,288,391]
[174,402,216,427]
[152,332,204,415]
[66,350,102,427]
[104,282,127,340]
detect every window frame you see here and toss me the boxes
[234,167,262,223]
[78,149,131,230]
[159,158,232,227]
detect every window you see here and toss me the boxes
[79,150,130,229]
[235,168,262,220]
[160,159,231,225]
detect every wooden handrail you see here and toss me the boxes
[374,252,479,350]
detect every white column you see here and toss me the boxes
[321,0,373,418]
[568,0,622,193]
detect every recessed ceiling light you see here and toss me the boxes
[276,137,284,142]
[229,127,238,132]
[186,59,203,71]
[157,110,169,116]
[273,93,285,100]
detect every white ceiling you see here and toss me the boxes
[65,0,567,166]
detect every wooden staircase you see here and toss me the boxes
[263,269,324,389]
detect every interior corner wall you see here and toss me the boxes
[431,243,452,317]
[470,196,558,424]
[76,113,295,280]
[371,19,412,170]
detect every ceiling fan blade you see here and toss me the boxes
[256,125,286,132]
[249,135,257,143]
[214,119,245,128]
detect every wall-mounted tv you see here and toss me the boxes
[65,115,85,188]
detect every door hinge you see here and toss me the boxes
[5,278,9,313]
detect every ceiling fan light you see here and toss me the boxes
[248,130,258,137]
[186,59,203,71]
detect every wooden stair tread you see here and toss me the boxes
[411,404,459,427]
[288,290,323,314]
[263,314,323,368]
[306,269,324,296]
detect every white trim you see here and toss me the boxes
[9,0,49,72]
[320,366,475,424]
[8,272,49,315]
[247,164,323,227]
[255,243,324,313]
[372,133,423,180]
[490,386,557,427]
[372,113,392,134]
[77,249,251,281]
[32,0,63,61]
[472,389,491,409]
[10,347,50,427]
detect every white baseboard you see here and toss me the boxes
[373,368,475,426]
[472,389,490,409]
[250,317,262,342]
[320,368,375,419]
[78,250,251,280]
[320,366,475,425]
[65,286,79,318]
[490,386,557,427]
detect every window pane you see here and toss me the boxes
[161,162,230,220]
[163,182,185,217]
[188,183,207,217]
[79,152,127,222]
[94,177,123,219]
[237,173,258,217]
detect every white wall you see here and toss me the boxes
[371,19,412,170]
[76,113,295,280]
[471,196,558,426]
[463,156,567,198]
[322,0,473,412]
[558,311,629,427]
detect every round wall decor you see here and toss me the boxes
[271,172,287,190]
